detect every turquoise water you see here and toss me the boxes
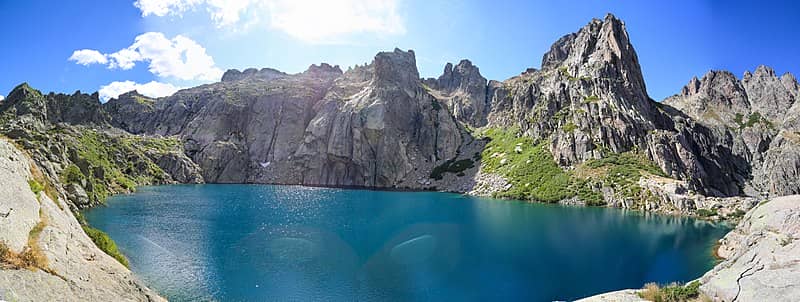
[84,185,728,301]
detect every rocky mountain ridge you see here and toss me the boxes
[665,66,800,197]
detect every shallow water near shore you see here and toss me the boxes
[83,184,729,301]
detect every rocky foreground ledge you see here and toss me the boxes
[579,195,800,302]
[0,139,164,301]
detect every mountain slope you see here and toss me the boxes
[665,66,800,196]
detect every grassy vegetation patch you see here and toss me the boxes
[580,151,666,201]
[583,95,600,103]
[558,66,579,81]
[28,179,44,197]
[639,281,703,302]
[82,225,129,268]
[61,164,85,184]
[696,208,717,218]
[478,128,666,206]
[480,128,573,202]
[563,122,578,132]
[734,112,772,129]
[64,129,174,204]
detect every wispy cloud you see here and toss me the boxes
[131,0,406,43]
[69,32,223,81]
[98,80,182,101]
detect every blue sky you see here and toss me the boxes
[0,0,797,102]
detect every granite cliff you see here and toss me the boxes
[100,15,797,213]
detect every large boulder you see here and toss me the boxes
[701,195,800,301]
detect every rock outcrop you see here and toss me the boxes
[0,139,165,301]
[701,195,800,301]
[424,59,490,127]
[665,66,800,196]
[578,195,800,302]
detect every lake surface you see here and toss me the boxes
[84,185,729,302]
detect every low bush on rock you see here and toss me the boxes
[82,225,129,268]
[639,281,706,302]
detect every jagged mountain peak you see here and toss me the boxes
[681,76,701,95]
[741,65,797,122]
[372,48,419,86]
[303,63,343,77]
[677,70,742,97]
[541,13,635,68]
[221,67,287,82]
[748,65,777,79]
[436,59,483,91]
[424,58,489,127]
[538,13,647,108]
[6,82,43,102]
[781,72,799,97]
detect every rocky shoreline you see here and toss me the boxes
[578,195,800,302]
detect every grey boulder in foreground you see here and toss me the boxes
[701,195,800,301]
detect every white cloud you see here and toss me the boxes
[108,48,141,70]
[131,0,405,43]
[0,95,4,101]
[70,32,222,81]
[267,0,405,42]
[133,0,203,17]
[98,80,182,102]
[206,0,255,27]
[69,49,109,65]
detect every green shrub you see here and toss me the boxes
[82,225,129,268]
[696,208,717,218]
[639,281,701,302]
[28,180,44,196]
[733,113,744,127]
[563,122,578,132]
[744,112,762,128]
[572,179,605,206]
[583,95,600,102]
[735,112,770,129]
[61,164,85,184]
